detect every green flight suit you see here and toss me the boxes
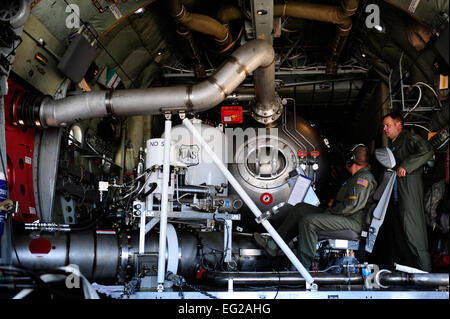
[390,130,434,272]
[276,167,377,269]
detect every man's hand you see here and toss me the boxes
[397,166,407,177]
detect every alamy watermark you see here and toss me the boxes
[66,3,382,30]
[167,126,281,165]
[365,4,383,31]
[65,4,80,29]
[65,264,80,289]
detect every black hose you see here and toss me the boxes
[139,183,157,200]
[69,208,107,231]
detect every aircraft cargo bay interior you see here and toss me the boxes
[0,0,448,302]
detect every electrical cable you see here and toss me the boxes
[121,171,153,201]
[273,270,280,299]
[10,222,22,266]
[69,207,107,231]
[404,123,431,133]
[3,36,22,60]
[415,81,442,106]
[131,175,154,198]
[85,140,116,166]
[375,15,448,117]
[123,171,155,215]
[404,84,423,120]
[213,214,233,271]
[140,183,157,199]
[403,80,443,122]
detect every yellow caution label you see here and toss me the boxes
[440,75,448,90]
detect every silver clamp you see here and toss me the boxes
[255,211,271,224]
[375,269,392,289]
[363,264,381,289]
[306,282,318,291]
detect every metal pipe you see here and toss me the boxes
[274,0,356,26]
[176,26,206,78]
[126,116,145,172]
[273,0,359,74]
[139,209,146,254]
[252,59,282,123]
[224,93,255,102]
[379,273,449,287]
[204,271,449,287]
[176,186,210,195]
[163,67,367,78]
[157,119,172,291]
[216,4,244,25]
[182,118,315,286]
[204,271,363,285]
[30,40,275,128]
[168,0,233,52]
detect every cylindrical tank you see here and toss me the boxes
[10,226,281,283]
[168,119,228,192]
[11,229,121,283]
[228,112,328,231]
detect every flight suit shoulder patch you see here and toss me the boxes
[357,178,368,187]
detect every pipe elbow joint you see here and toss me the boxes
[341,0,359,16]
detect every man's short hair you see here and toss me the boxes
[383,111,404,126]
[346,144,369,166]
[353,145,369,166]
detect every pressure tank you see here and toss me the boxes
[228,112,329,230]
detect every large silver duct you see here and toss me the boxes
[15,40,281,128]
[10,228,281,284]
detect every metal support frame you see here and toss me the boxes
[156,115,172,291]
[250,0,274,44]
[95,288,449,300]
[224,219,233,263]
[143,211,239,264]
[143,212,239,264]
[182,116,316,288]
[388,52,438,113]
[143,174,155,248]
[38,128,63,222]
[136,200,146,254]
[143,211,240,221]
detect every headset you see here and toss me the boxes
[345,143,367,167]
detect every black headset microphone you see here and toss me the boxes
[345,143,367,167]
